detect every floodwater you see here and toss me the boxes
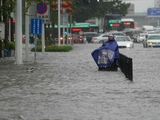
[0,43,160,120]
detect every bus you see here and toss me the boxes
[103,14,122,32]
[54,22,99,33]
[121,18,134,30]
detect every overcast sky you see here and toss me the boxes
[125,0,155,12]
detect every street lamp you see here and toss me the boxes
[61,1,69,45]
[58,0,61,46]
[51,0,74,45]
[15,0,23,64]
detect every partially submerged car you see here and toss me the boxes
[143,34,160,48]
[115,36,134,48]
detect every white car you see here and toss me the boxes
[115,36,134,48]
[137,33,147,43]
[91,34,108,43]
[143,34,160,48]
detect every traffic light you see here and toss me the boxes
[110,24,120,27]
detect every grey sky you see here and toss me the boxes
[126,0,155,12]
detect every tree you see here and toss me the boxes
[0,0,130,58]
[0,0,43,58]
[0,0,15,58]
[72,0,130,22]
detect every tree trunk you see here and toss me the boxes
[0,0,2,58]
[11,17,15,42]
[3,0,9,50]
[0,40,2,58]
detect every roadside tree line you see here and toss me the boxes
[0,0,130,58]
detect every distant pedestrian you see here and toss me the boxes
[30,34,34,44]
[83,35,87,44]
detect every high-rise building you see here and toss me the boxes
[127,4,134,15]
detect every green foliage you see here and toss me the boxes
[25,0,43,4]
[73,0,131,22]
[0,0,15,17]
[8,42,15,50]
[2,42,5,49]
[31,45,73,52]
[1,41,15,50]
[25,0,43,13]
[37,38,56,46]
[37,39,42,45]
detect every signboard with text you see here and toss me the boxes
[60,13,68,25]
[147,8,160,17]
[30,18,42,35]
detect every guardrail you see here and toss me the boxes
[119,53,133,81]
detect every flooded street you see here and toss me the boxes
[0,43,160,120]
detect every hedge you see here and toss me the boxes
[31,45,73,52]
[37,38,56,46]
[9,42,15,50]
[2,41,15,50]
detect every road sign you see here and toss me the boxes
[147,8,160,17]
[60,13,68,25]
[37,2,47,14]
[30,18,42,35]
[37,2,50,24]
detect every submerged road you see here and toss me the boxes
[0,43,160,120]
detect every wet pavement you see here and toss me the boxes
[0,43,160,120]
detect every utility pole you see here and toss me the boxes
[58,0,61,46]
[25,2,30,62]
[15,0,23,64]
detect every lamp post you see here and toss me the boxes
[65,6,73,45]
[15,0,23,65]
[58,0,61,46]
[51,0,73,45]
[69,13,72,45]
[62,7,65,45]
[61,1,69,45]
[51,0,61,46]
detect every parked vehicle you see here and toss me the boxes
[124,29,143,42]
[68,34,81,43]
[91,34,108,43]
[154,27,160,33]
[83,32,99,43]
[143,34,160,48]
[137,33,148,43]
[147,31,160,34]
[121,18,135,30]
[103,14,122,32]
[59,34,77,44]
[107,31,126,36]
[142,25,154,31]
[115,36,134,48]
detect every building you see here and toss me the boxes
[127,4,134,15]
